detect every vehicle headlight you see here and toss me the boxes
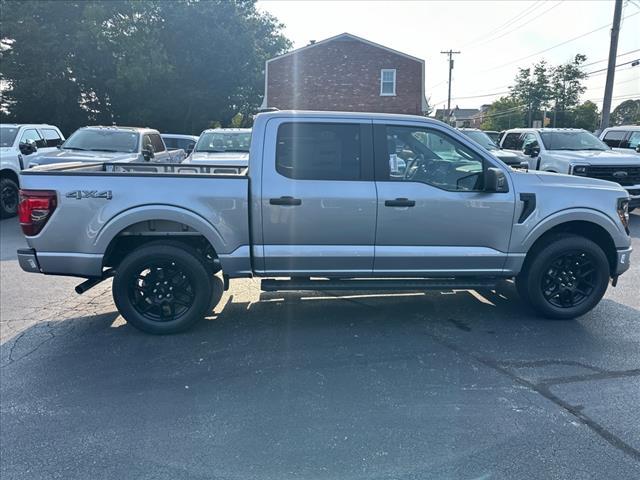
[571,165,587,176]
[617,197,630,234]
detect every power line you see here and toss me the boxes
[478,9,640,74]
[469,1,564,51]
[460,1,544,49]
[581,48,640,68]
[586,58,639,76]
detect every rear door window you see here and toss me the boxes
[41,128,63,148]
[502,132,523,150]
[602,130,627,148]
[276,123,363,181]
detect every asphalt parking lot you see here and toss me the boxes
[1,214,639,479]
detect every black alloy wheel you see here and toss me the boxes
[0,177,19,218]
[541,250,596,309]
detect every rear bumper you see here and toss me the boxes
[17,248,41,273]
[17,248,103,277]
[615,246,632,276]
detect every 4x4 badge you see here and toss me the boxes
[66,190,113,200]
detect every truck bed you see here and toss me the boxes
[19,161,250,278]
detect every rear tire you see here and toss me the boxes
[0,177,19,219]
[112,242,212,334]
[516,234,610,319]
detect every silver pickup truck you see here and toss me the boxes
[28,126,186,167]
[17,111,633,334]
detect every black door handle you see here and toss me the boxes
[385,198,415,207]
[270,196,302,206]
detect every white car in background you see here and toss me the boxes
[184,128,251,170]
[0,123,65,218]
[599,125,640,155]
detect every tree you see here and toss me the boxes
[480,96,525,131]
[0,0,291,135]
[510,60,550,127]
[610,99,640,126]
[570,101,599,131]
[550,54,587,127]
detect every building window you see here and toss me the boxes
[380,69,396,96]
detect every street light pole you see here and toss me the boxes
[441,50,460,125]
[600,0,623,131]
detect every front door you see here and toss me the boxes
[260,118,377,275]
[373,121,516,275]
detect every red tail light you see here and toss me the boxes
[18,190,57,236]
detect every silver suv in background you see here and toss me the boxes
[161,133,199,157]
[0,123,65,217]
[500,128,640,210]
[599,125,640,155]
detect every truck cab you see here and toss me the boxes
[0,123,65,217]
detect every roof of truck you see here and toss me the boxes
[255,110,449,126]
[81,125,159,134]
[199,128,252,134]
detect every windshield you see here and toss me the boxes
[0,127,20,147]
[63,129,139,153]
[195,131,251,153]
[540,131,608,151]
[460,130,498,150]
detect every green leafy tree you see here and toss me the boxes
[510,60,550,127]
[480,96,525,131]
[0,0,290,134]
[610,99,640,126]
[570,101,599,131]
[550,54,587,127]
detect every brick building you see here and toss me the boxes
[260,33,428,115]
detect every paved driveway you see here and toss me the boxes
[1,215,639,479]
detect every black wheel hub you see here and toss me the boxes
[541,250,596,308]
[130,261,195,322]
[1,182,18,213]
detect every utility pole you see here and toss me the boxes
[600,0,623,131]
[441,50,460,125]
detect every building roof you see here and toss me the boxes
[434,107,480,120]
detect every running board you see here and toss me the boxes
[261,278,498,292]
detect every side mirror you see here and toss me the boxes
[484,167,509,193]
[142,147,155,162]
[523,144,540,157]
[19,139,38,155]
[636,145,640,153]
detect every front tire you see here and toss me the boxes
[516,234,610,319]
[0,177,19,219]
[112,243,212,334]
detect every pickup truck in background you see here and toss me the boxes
[599,125,640,156]
[458,128,522,167]
[28,126,186,168]
[0,123,65,218]
[184,128,251,169]
[500,128,640,210]
[17,111,632,334]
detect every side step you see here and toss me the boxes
[261,278,498,292]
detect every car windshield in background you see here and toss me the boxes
[195,132,251,152]
[540,131,608,151]
[461,130,498,150]
[0,127,20,147]
[63,129,139,153]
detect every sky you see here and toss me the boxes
[256,0,640,113]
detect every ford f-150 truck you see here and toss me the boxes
[500,128,640,209]
[17,111,633,334]
[28,126,186,167]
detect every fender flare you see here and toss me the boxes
[93,205,228,255]
[520,208,625,251]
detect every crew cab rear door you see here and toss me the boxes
[372,120,515,275]
[259,118,377,275]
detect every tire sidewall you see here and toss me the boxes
[0,177,19,218]
[526,236,609,319]
[113,244,211,334]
